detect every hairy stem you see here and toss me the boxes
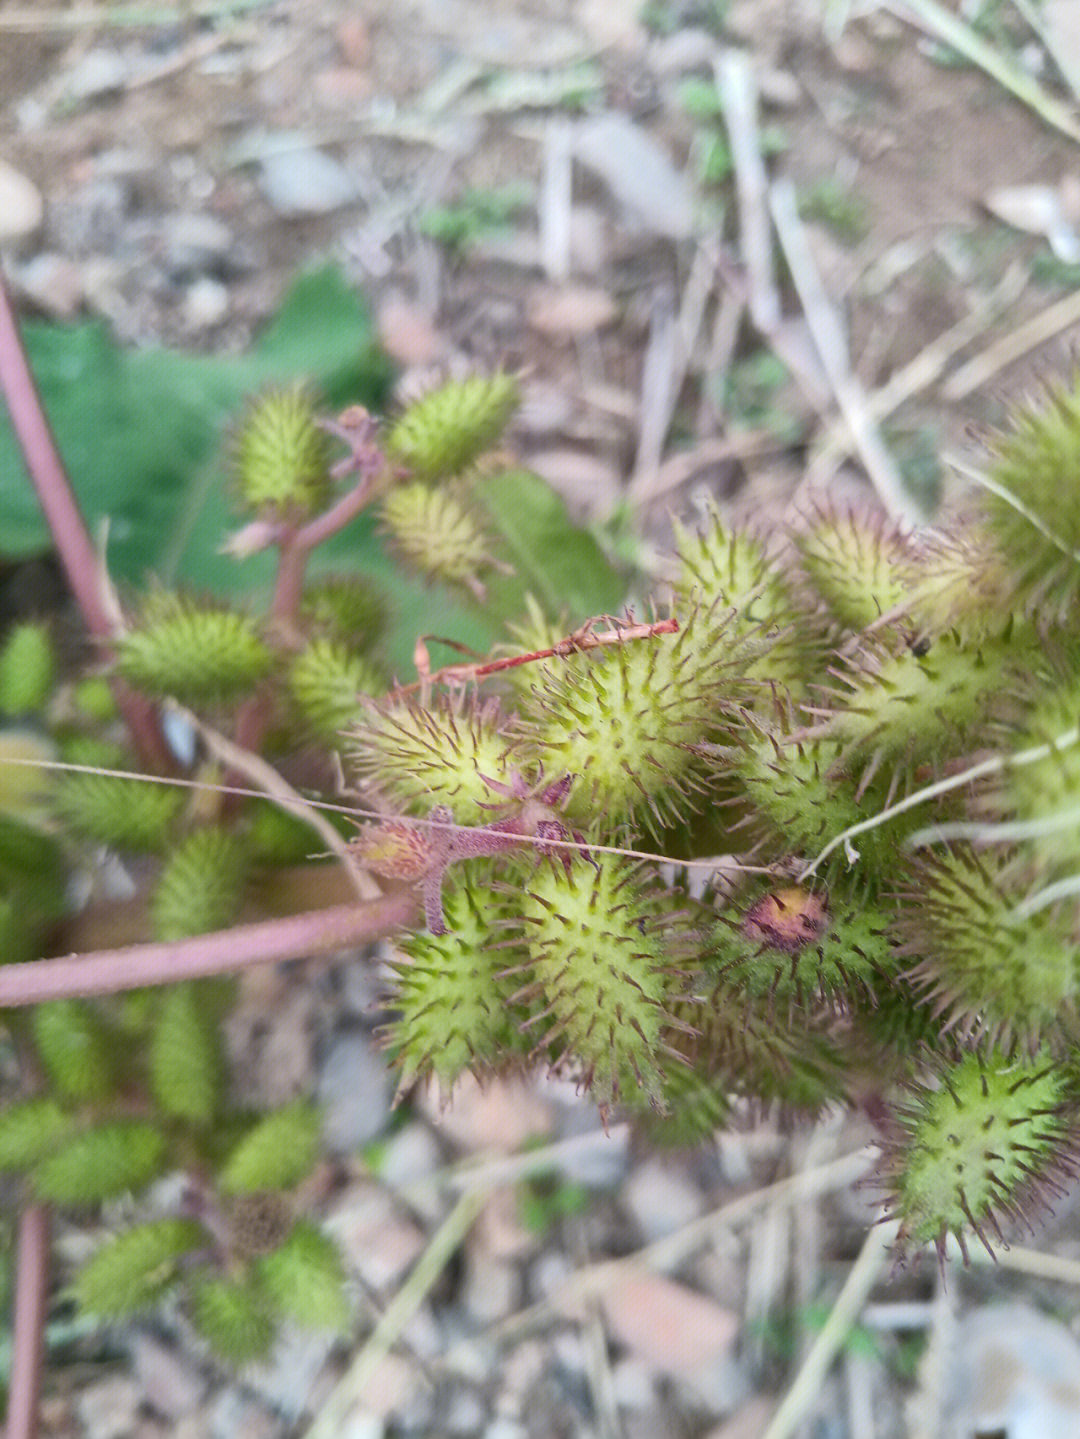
[7,1204,50,1439]
[0,893,418,1007]
[0,270,169,771]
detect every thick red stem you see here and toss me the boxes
[0,270,170,771]
[0,894,418,1008]
[6,1204,50,1439]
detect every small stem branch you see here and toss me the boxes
[6,1204,50,1439]
[392,616,680,696]
[0,270,169,771]
[0,894,418,1008]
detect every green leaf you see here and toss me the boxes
[149,982,223,1123]
[32,999,116,1101]
[189,1273,275,1363]
[255,1221,348,1329]
[32,1120,167,1204]
[0,1098,79,1171]
[476,468,625,622]
[72,1219,207,1319]
[0,267,391,588]
[218,1100,320,1195]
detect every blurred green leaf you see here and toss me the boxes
[0,267,392,589]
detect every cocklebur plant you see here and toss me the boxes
[10,359,1080,1384]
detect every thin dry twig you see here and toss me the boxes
[389,615,680,696]
[762,1218,899,1439]
[0,0,273,27]
[808,262,1028,480]
[715,50,781,333]
[769,179,924,525]
[167,703,379,902]
[941,285,1080,400]
[302,1187,488,1439]
[883,0,1080,143]
[472,1146,877,1351]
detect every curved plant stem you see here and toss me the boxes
[762,1218,898,1439]
[0,269,169,770]
[302,1187,488,1439]
[0,893,418,1007]
[7,1204,51,1439]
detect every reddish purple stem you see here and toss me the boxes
[0,894,418,1008]
[7,1205,49,1439]
[0,270,170,771]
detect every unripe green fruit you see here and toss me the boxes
[727,708,923,880]
[72,1219,206,1319]
[663,975,849,1121]
[32,999,116,1101]
[516,616,721,833]
[117,595,272,704]
[384,878,523,1101]
[896,848,1080,1052]
[55,768,184,852]
[299,576,386,652]
[382,481,491,594]
[672,509,814,697]
[514,856,684,1109]
[709,885,894,1015]
[151,827,248,940]
[882,1048,1076,1262]
[979,373,1080,626]
[386,372,519,481]
[0,622,54,715]
[189,1274,275,1363]
[233,384,331,518]
[794,509,913,634]
[348,695,516,823]
[822,627,1012,775]
[990,666,1080,880]
[287,638,382,741]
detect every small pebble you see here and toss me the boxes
[76,1376,140,1439]
[623,1156,705,1242]
[0,160,43,240]
[183,277,229,331]
[574,112,694,240]
[258,146,359,216]
[318,1028,392,1153]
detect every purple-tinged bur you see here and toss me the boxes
[349,773,589,934]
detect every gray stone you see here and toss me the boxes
[183,277,229,331]
[944,1302,1080,1439]
[0,160,43,240]
[76,1376,140,1439]
[158,212,236,279]
[623,1157,704,1243]
[61,48,129,104]
[377,1120,442,1190]
[258,147,359,216]
[318,1028,392,1152]
[574,112,695,240]
[649,28,719,76]
[130,1333,207,1420]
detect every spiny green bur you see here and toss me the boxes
[383,877,522,1100]
[385,371,520,480]
[232,384,332,518]
[516,619,721,832]
[513,856,683,1109]
[349,694,517,822]
[883,1050,1074,1263]
[981,374,1080,624]
[27,363,1080,1366]
[896,849,1080,1052]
